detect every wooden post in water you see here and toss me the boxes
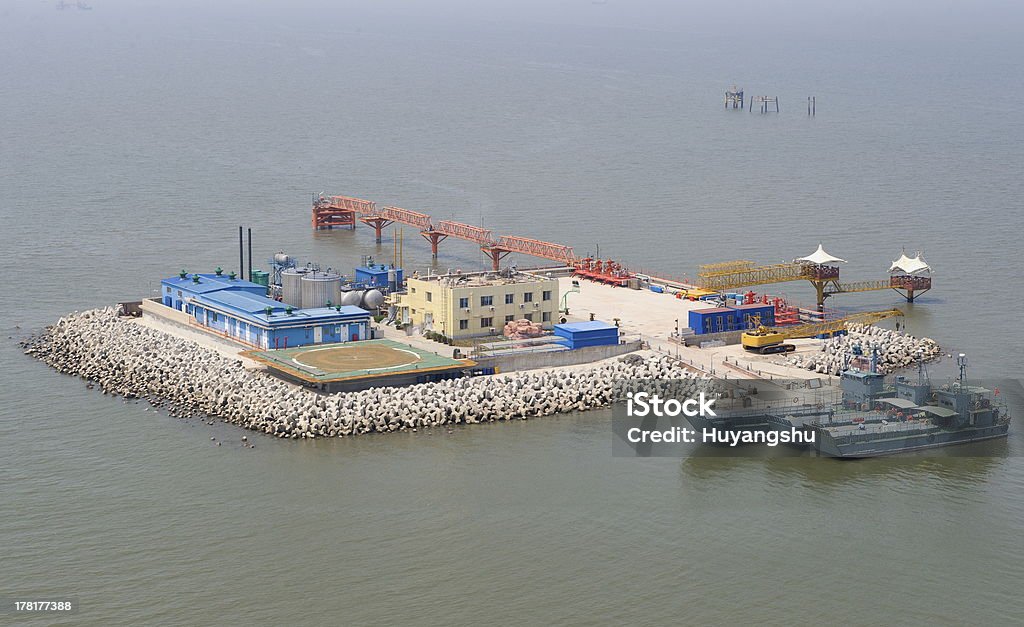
[752,96,779,113]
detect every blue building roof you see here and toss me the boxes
[161,273,266,295]
[197,289,369,327]
[355,265,391,277]
[554,321,618,333]
[202,290,286,314]
[163,271,370,328]
[195,288,368,325]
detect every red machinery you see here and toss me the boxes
[574,258,633,286]
[741,290,800,325]
[771,296,801,325]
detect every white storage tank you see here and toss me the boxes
[340,289,364,307]
[361,289,385,310]
[301,271,342,309]
[281,268,307,308]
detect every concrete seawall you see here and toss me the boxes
[477,340,643,373]
[21,307,701,439]
[140,297,193,325]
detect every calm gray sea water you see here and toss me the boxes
[3,2,1024,625]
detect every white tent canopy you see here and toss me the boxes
[890,250,931,275]
[796,243,847,265]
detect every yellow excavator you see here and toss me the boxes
[741,309,904,355]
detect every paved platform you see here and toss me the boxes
[558,277,707,344]
[245,339,472,385]
[560,277,836,380]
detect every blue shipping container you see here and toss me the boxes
[553,321,619,349]
[730,304,776,329]
[689,308,737,335]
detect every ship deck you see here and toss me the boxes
[767,407,938,437]
[820,417,938,438]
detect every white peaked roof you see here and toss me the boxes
[890,250,931,274]
[797,243,847,265]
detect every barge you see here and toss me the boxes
[687,353,1011,458]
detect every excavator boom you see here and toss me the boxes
[741,309,904,354]
[776,308,904,341]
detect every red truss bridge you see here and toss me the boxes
[311,195,933,308]
[313,194,578,270]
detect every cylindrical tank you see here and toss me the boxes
[387,269,398,293]
[340,289,364,307]
[273,252,293,266]
[361,289,385,310]
[281,268,307,308]
[301,271,341,309]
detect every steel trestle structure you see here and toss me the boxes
[312,194,933,307]
[313,194,576,268]
[311,195,376,229]
[698,260,929,309]
[482,236,575,271]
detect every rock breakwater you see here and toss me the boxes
[22,307,700,439]
[788,323,940,375]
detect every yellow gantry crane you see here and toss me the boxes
[698,255,931,308]
[697,260,842,308]
[741,309,904,354]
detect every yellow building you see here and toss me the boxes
[396,271,560,339]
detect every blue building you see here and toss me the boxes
[729,303,776,329]
[161,270,265,311]
[553,320,620,349]
[688,303,778,335]
[355,263,403,290]
[688,307,738,335]
[159,270,371,349]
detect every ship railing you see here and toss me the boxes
[828,424,939,445]
[718,402,832,416]
[993,398,1011,424]
[825,408,917,423]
